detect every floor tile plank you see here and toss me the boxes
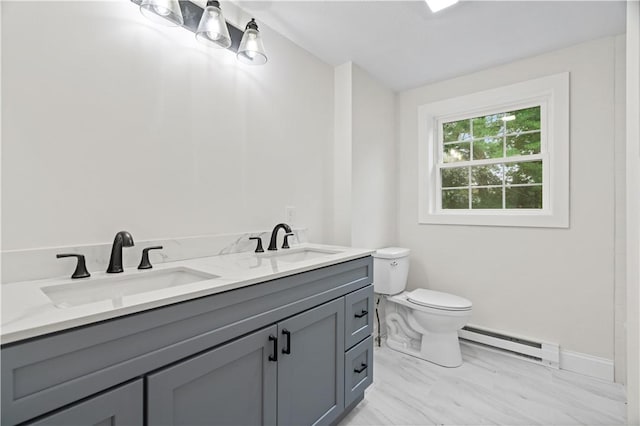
[340,343,626,426]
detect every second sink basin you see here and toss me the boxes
[262,247,343,263]
[42,267,218,308]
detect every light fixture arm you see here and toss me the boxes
[131,0,246,53]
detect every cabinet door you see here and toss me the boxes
[277,298,345,426]
[147,325,278,426]
[27,380,142,426]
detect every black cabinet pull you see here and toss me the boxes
[56,253,90,279]
[282,329,291,354]
[268,335,278,362]
[354,363,367,374]
[354,310,368,318]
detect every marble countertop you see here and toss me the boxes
[1,243,374,345]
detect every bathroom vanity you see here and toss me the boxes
[1,246,374,425]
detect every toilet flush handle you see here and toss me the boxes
[390,261,398,267]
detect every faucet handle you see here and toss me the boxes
[56,253,91,279]
[282,233,294,249]
[138,246,163,270]
[249,237,264,253]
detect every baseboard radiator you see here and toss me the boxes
[459,325,560,368]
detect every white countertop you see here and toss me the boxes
[1,244,374,345]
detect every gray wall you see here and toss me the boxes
[1,1,334,250]
[625,0,640,421]
[332,62,396,250]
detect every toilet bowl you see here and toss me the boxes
[373,248,472,367]
[386,290,472,367]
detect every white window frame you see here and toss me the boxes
[418,72,570,228]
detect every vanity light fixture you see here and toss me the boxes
[139,0,184,26]
[237,19,267,65]
[195,1,232,49]
[425,0,459,13]
[133,0,268,65]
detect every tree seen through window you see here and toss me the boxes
[440,106,543,209]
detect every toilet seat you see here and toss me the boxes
[407,289,472,311]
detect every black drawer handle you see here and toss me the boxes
[354,310,368,318]
[282,329,291,354]
[268,335,278,362]
[354,363,367,374]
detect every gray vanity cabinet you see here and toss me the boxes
[277,298,345,426]
[147,298,345,426]
[2,256,374,426]
[27,380,143,426]
[147,325,278,426]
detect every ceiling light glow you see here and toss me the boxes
[425,0,459,13]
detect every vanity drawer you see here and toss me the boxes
[344,285,374,349]
[344,335,373,407]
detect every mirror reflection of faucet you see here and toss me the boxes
[269,258,279,273]
[249,257,263,269]
[111,295,124,308]
[244,253,263,269]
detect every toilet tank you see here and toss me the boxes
[372,247,410,295]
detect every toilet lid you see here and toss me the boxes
[373,247,410,259]
[407,289,472,311]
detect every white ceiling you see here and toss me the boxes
[236,1,627,91]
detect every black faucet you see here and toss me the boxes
[267,223,292,251]
[107,231,135,273]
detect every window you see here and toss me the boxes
[418,73,569,227]
[440,105,543,210]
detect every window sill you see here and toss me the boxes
[418,211,569,228]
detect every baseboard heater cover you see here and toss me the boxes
[459,325,560,368]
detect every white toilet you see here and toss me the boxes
[373,247,472,367]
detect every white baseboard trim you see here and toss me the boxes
[559,349,614,382]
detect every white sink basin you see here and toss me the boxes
[41,267,218,308]
[262,247,343,263]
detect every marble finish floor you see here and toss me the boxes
[340,343,626,425]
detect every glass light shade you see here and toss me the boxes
[140,0,183,27]
[195,5,232,49]
[237,28,267,65]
